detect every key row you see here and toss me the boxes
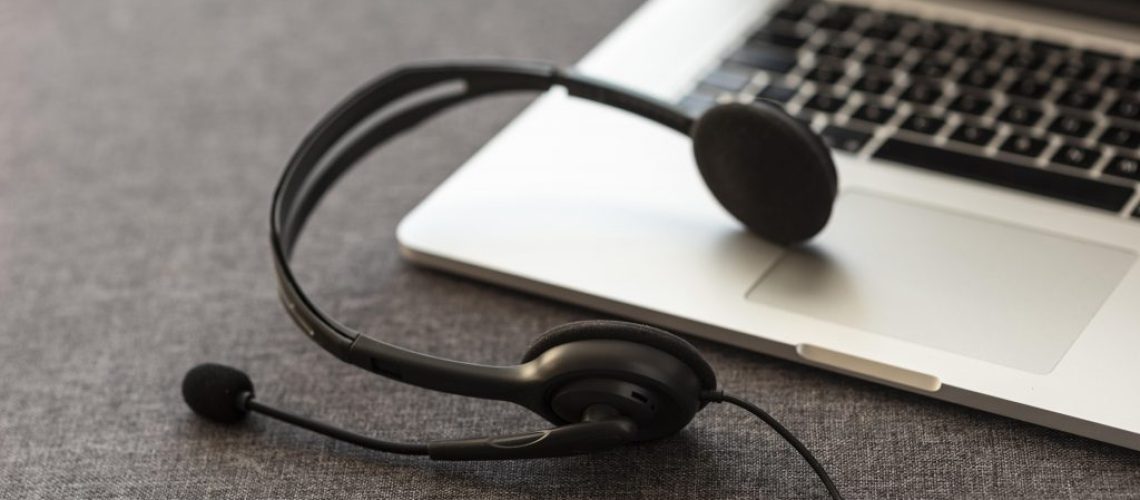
[769,0,1140,84]
[725,40,1140,123]
[691,66,1140,148]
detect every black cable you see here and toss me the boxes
[702,391,843,500]
[241,388,838,496]
[244,397,429,456]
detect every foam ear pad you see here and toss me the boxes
[691,101,837,245]
[521,320,717,390]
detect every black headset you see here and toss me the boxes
[182,61,842,499]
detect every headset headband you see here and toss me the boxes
[270,62,693,401]
[189,63,842,495]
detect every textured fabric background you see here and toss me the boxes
[0,1,1137,499]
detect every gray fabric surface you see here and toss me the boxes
[0,1,1137,498]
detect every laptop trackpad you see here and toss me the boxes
[746,191,1135,373]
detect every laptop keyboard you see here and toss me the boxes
[680,0,1140,216]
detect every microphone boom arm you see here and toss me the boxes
[243,394,429,456]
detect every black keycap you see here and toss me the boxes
[1054,60,1094,81]
[873,139,1133,211]
[950,123,997,146]
[978,30,1016,47]
[861,51,903,70]
[932,22,970,39]
[948,94,992,116]
[817,6,861,31]
[748,29,810,50]
[817,44,855,60]
[806,64,846,84]
[1105,156,1140,181]
[862,17,902,41]
[900,113,946,135]
[865,39,909,56]
[771,1,815,23]
[911,57,954,80]
[679,93,717,115]
[1080,49,1120,65]
[1107,98,1140,121]
[794,116,815,130]
[1100,125,1140,149]
[853,73,894,94]
[1000,134,1049,157]
[1006,77,1052,99]
[1052,144,1101,169]
[909,26,949,51]
[816,35,859,59]
[956,36,996,60]
[701,68,752,92]
[900,82,943,104]
[958,67,1001,89]
[728,47,798,73]
[997,103,1043,127]
[757,84,797,103]
[1055,88,1100,110]
[804,93,846,113]
[851,102,895,124]
[820,125,872,152]
[1103,71,1140,91]
[1030,39,1069,55]
[883,12,919,25]
[1005,49,1048,70]
[1048,115,1095,138]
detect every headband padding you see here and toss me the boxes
[521,320,717,390]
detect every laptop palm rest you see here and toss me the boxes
[747,191,1135,374]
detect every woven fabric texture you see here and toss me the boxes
[0,1,1137,498]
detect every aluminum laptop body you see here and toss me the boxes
[398,0,1140,450]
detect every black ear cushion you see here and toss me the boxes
[521,320,717,390]
[691,101,837,245]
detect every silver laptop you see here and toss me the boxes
[397,0,1140,450]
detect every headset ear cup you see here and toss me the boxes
[522,320,717,391]
[691,101,837,245]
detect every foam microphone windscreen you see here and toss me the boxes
[181,363,254,423]
[691,101,837,245]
